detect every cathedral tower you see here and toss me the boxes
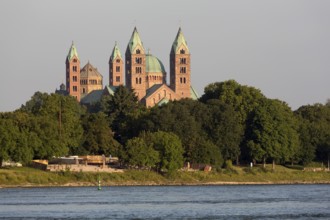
[109,42,124,86]
[170,28,191,98]
[66,42,81,101]
[125,27,146,100]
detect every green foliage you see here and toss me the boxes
[20,92,85,158]
[142,131,184,173]
[125,137,159,169]
[245,99,299,165]
[105,86,145,144]
[204,99,243,161]
[81,112,122,156]
[190,138,223,168]
[1,80,329,169]
[200,80,266,124]
[295,104,330,164]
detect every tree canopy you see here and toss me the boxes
[1,80,329,170]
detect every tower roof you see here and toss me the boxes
[171,28,189,54]
[80,62,103,79]
[127,27,144,53]
[109,42,122,62]
[67,42,79,62]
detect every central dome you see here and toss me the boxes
[146,54,166,73]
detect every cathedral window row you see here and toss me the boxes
[180,58,186,64]
[136,67,142,73]
[72,76,78,82]
[80,79,102,85]
[180,67,186,73]
[116,76,121,82]
[73,86,78,92]
[72,66,78,72]
[135,57,142,64]
[89,79,97,85]
[116,66,120,72]
[148,75,162,81]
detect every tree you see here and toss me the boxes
[200,80,267,163]
[203,99,243,162]
[106,86,145,143]
[137,99,207,163]
[190,138,224,168]
[125,137,159,169]
[20,92,84,157]
[143,131,184,173]
[200,80,266,124]
[295,104,330,165]
[0,115,34,165]
[245,99,299,169]
[81,112,122,156]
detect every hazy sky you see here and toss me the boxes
[0,0,329,112]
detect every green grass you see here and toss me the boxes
[0,165,329,187]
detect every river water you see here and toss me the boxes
[0,184,329,219]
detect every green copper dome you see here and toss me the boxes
[67,42,79,62]
[146,54,166,73]
[171,27,189,54]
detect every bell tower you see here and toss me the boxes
[125,27,146,100]
[170,28,191,99]
[66,42,81,101]
[109,42,124,86]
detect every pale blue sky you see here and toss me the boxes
[0,0,329,111]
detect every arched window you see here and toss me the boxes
[180,67,186,73]
[135,57,142,64]
[136,67,142,73]
[180,49,185,54]
[136,77,138,84]
[116,59,120,63]
[184,78,186,84]
[136,49,141,54]
[83,88,86,94]
[139,77,142,84]
[158,93,161,100]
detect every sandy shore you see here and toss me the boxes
[1,180,330,188]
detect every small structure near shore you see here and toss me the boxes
[31,155,123,173]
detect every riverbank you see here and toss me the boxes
[1,165,329,188]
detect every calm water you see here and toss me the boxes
[0,184,329,219]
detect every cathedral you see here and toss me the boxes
[59,27,198,107]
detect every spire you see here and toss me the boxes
[171,28,189,54]
[67,41,79,62]
[127,27,144,53]
[109,41,122,62]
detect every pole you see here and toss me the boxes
[98,174,101,190]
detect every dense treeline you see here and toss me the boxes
[1,80,329,171]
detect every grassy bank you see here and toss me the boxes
[0,165,329,188]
